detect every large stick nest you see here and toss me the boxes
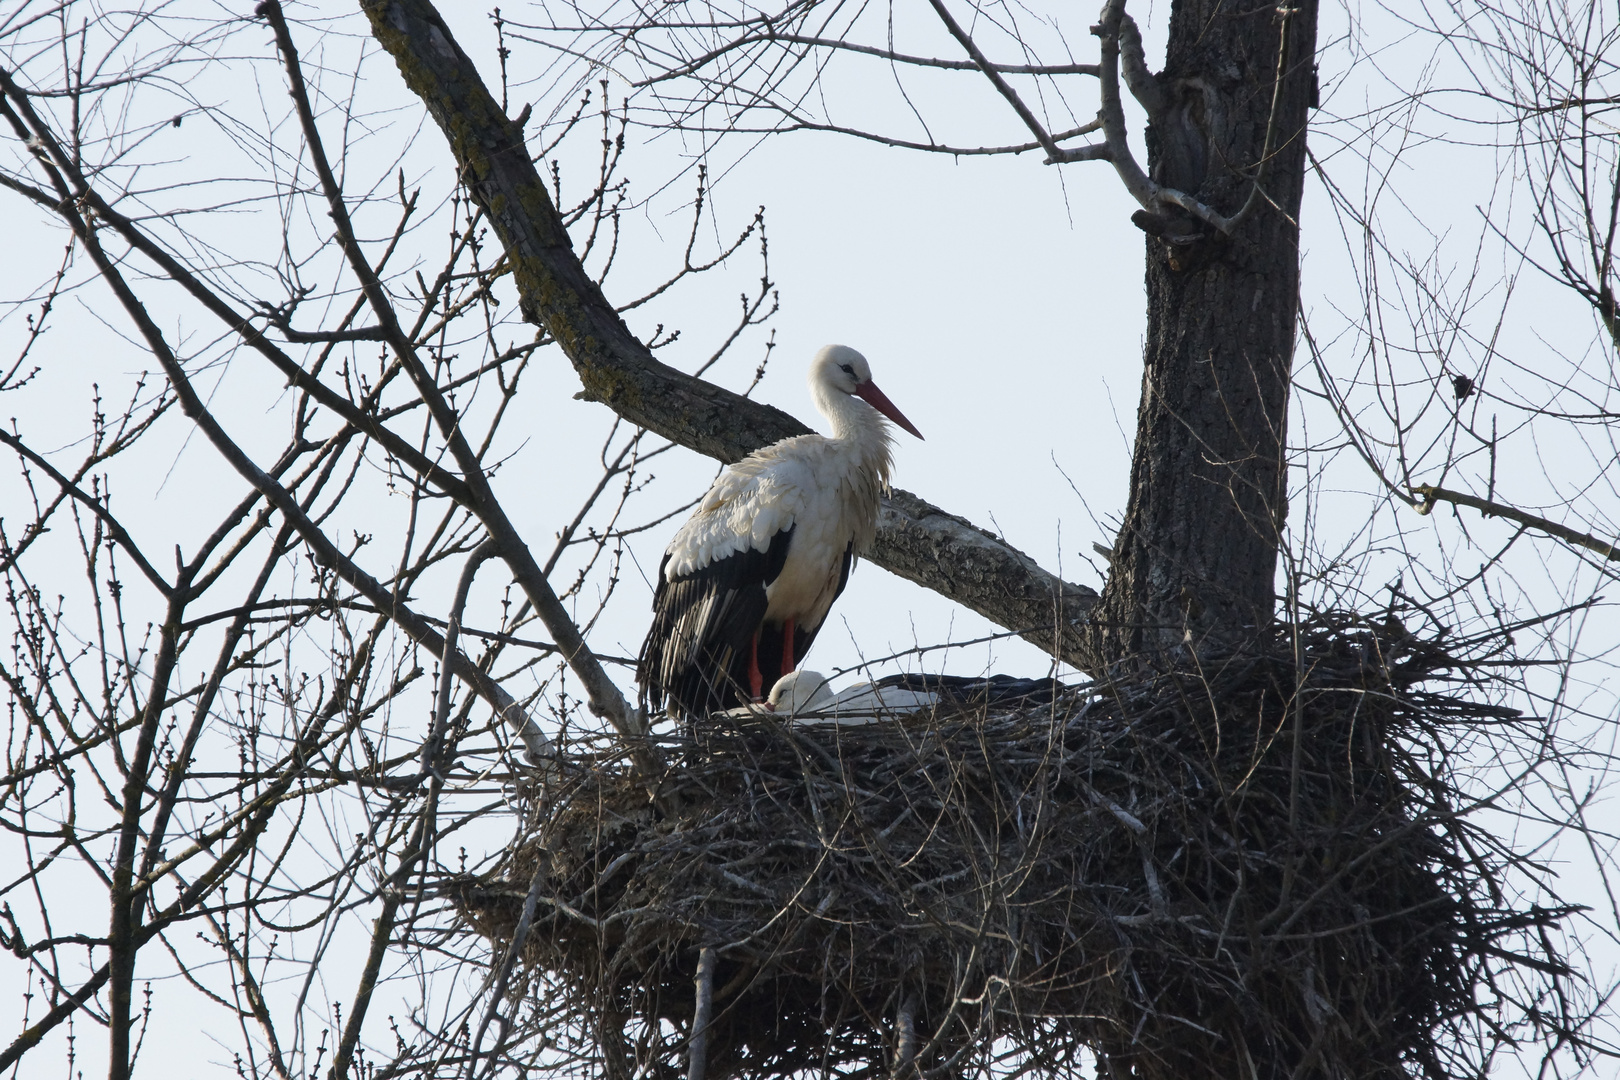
[453,614,1578,1080]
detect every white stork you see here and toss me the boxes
[637,345,923,715]
[763,669,1060,723]
[765,670,936,722]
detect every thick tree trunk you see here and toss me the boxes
[1094,4,1324,1076]
[1092,0,1319,668]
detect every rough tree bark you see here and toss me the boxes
[1090,0,1319,668]
[1090,4,1322,1071]
[360,0,1099,671]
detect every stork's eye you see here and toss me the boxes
[839,363,856,377]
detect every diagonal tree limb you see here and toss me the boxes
[1413,485,1620,563]
[924,0,1072,162]
[0,427,174,597]
[0,963,111,1070]
[359,0,1101,673]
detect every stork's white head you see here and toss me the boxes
[767,670,835,715]
[809,345,924,440]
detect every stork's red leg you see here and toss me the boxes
[782,618,797,674]
[747,631,764,701]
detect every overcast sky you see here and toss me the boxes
[3,1,1618,1073]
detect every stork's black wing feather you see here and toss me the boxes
[638,526,795,716]
[754,539,855,688]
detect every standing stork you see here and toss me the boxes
[638,345,924,716]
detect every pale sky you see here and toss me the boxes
[2,1,1617,1074]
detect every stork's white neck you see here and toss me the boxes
[814,383,896,475]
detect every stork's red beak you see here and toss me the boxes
[855,381,924,440]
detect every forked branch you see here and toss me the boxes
[1019,0,1295,237]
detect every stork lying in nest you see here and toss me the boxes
[725,669,1058,723]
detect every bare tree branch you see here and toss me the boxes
[924,0,1075,163]
[1413,484,1619,562]
[1058,2,1247,234]
[261,0,650,750]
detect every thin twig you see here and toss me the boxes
[925,0,1069,163]
[688,946,718,1080]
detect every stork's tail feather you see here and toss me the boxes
[638,532,795,717]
